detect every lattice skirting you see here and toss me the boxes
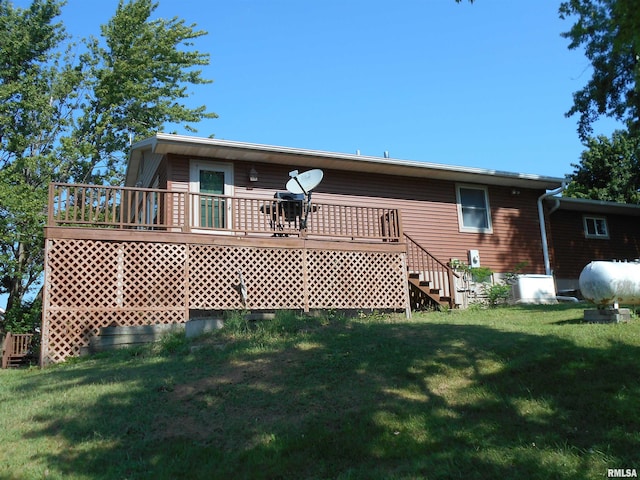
[42,238,409,363]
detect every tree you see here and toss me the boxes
[565,129,640,203]
[559,0,640,141]
[0,0,216,320]
[0,0,79,314]
[67,0,217,184]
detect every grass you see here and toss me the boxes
[1,305,640,479]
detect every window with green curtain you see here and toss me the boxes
[200,170,225,228]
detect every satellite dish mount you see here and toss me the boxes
[286,169,323,230]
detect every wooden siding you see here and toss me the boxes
[166,156,190,230]
[158,155,169,189]
[549,210,640,280]
[168,154,547,273]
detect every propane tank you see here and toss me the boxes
[579,260,640,306]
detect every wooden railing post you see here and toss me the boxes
[47,183,55,227]
[1,332,10,369]
[447,267,456,308]
[119,187,125,229]
[183,192,191,233]
[396,209,404,240]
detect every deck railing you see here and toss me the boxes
[48,183,403,242]
[1,333,34,368]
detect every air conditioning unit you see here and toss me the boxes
[468,249,480,268]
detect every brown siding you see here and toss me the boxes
[166,154,190,187]
[166,155,190,227]
[549,210,640,279]
[158,156,169,189]
[165,154,549,273]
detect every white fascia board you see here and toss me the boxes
[130,133,565,190]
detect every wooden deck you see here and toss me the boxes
[48,183,403,242]
[41,183,457,364]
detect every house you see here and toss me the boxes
[125,133,566,271]
[41,133,564,364]
[545,196,640,294]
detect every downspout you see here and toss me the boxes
[537,181,568,276]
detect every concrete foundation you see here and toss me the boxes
[85,323,185,353]
[185,318,225,338]
[583,308,631,324]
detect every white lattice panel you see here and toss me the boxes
[47,240,121,308]
[307,250,407,309]
[188,245,305,310]
[42,309,184,363]
[43,236,408,363]
[122,242,186,308]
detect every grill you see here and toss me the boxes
[273,192,305,222]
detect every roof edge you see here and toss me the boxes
[546,196,640,215]
[130,133,566,189]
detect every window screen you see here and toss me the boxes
[584,216,608,238]
[457,185,492,233]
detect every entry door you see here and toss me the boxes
[190,161,234,230]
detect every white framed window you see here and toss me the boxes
[456,184,493,234]
[583,216,609,239]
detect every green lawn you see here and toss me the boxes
[1,305,639,479]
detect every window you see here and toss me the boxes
[456,185,493,233]
[583,216,609,239]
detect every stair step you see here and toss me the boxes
[408,279,452,307]
[408,278,439,294]
[6,358,27,368]
[407,276,430,286]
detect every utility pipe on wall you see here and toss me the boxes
[537,182,568,276]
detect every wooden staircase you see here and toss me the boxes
[1,333,35,368]
[407,273,454,309]
[405,234,458,310]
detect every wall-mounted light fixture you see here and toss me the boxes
[511,189,521,196]
[249,167,258,182]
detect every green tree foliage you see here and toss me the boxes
[68,0,217,184]
[0,0,216,326]
[559,0,640,141]
[565,130,640,202]
[0,0,79,314]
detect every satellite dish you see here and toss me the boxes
[286,169,324,194]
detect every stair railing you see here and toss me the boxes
[1,333,34,368]
[404,233,458,308]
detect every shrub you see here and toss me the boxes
[483,283,513,307]
[223,310,251,335]
[2,299,41,334]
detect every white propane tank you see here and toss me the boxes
[579,261,640,306]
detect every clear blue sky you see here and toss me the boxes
[1,1,624,311]
[15,0,622,179]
